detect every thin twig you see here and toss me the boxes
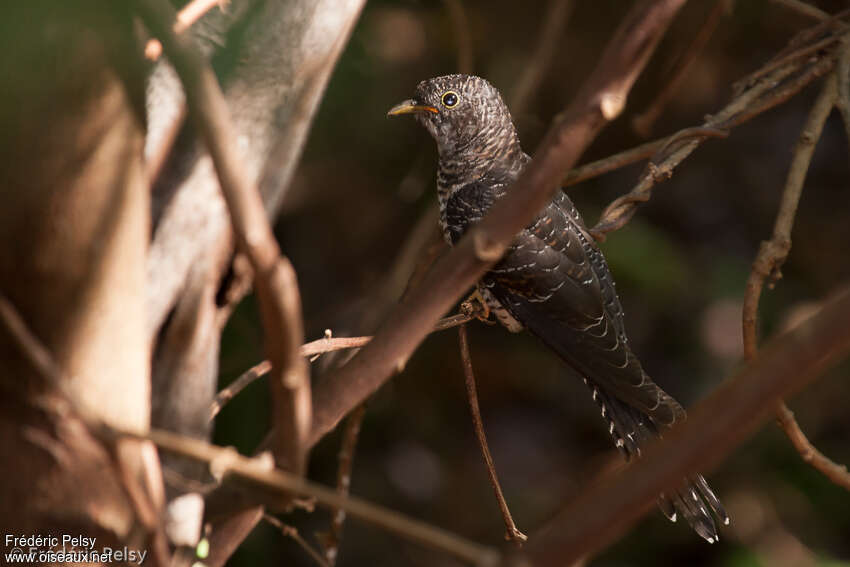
[210,312,473,420]
[562,136,667,187]
[632,0,728,137]
[741,72,850,492]
[264,514,331,567]
[590,25,846,240]
[769,0,830,21]
[735,29,843,92]
[458,325,527,546]
[135,0,311,473]
[318,405,367,566]
[834,37,850,149]
[0,292,64,388]
[517,284,850,567]
[563,125,727,190]
[140,428,500,566]
[774,403,850,491]
[309,0,689,448]
[442,0,474,75]
[510,0,574,115]
[144,0,227,60]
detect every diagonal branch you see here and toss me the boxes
[458,325,526,545]
[309,0,689,448]
[210,312,474,420]
[632,0,729,137]
[769,0,830,21]
[134,0,310,472]
[835,36,850,150]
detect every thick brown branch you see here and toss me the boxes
[458,325,527,545]
[309,0,687,448]
[135,0,310,472]
[741,73,850,492]
[210,313,474,420]
[514,284,850,567]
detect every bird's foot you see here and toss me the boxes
[461,289,494,325]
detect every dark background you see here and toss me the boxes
[213,1,850,565]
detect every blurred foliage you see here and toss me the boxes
[212,0,850,565]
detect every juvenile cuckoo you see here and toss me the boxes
[388,74,728,542]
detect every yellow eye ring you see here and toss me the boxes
[441,91,460,108]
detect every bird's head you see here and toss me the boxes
[387,74,519,160]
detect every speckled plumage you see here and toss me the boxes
[390,74,728,542]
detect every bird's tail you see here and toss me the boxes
[585,378,729,542]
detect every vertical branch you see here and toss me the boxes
[442,0,475,74]
[834,37,850,150]
[742,73,850,492]
[320,405,367,565]
[134,0,310,472]
[774,404,850,490]
[458,325,527,545]
[264,514,331,567]
[742,74,836,361]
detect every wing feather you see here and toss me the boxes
[484,191,686,427]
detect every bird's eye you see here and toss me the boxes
[441,91,459,108]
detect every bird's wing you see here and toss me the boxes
[480,189,685,427]
[444,180,726,539]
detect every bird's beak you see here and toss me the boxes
[387,99,439,117]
